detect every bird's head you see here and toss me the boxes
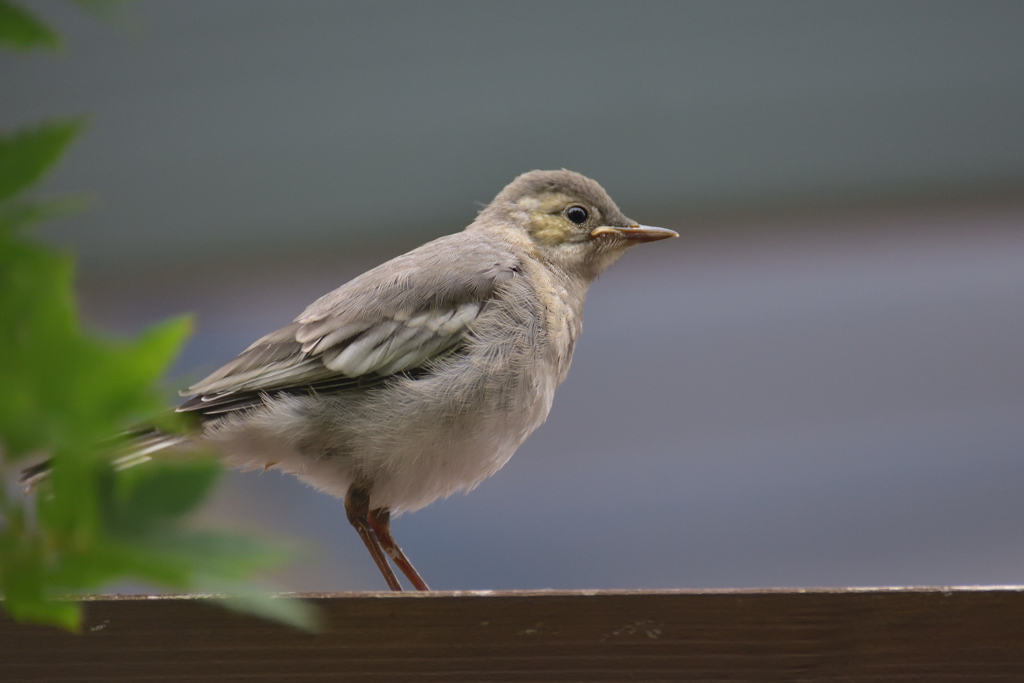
[474,169,677,280]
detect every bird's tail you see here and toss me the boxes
[19,427,192,492]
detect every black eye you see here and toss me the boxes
[565,206,588,225]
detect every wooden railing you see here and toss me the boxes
[3,587,1023,681]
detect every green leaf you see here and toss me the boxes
[0,119,87,202]
[0,514,82,630]
[0,196,91,235]
[218,592,323,633]
[152,532,290,580]
[108,458,221,534]
[110,315,195,398]
[2,591,81,631]
[0,239,79,458]
[70,0,131,22]
[0,1,61,51]
[1,4,309,635]
[196,580,322,633]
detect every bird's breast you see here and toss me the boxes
[517,260,585,387]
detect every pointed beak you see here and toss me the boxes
[590,224,679,243]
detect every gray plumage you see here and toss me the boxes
[186,231,549,513]
[28,169,677,590]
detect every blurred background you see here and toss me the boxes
[2,0,1023,591]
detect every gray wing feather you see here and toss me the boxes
[181,233,519,401]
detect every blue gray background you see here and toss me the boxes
[3,1,1023,591]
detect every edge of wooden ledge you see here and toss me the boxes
[7,585,1024,682]
[72,583,1024,600]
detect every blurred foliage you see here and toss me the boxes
[0,2,316,631]
[0,0,61,50]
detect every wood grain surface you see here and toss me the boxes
[2,588,1023,681]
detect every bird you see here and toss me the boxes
[24,169,677,591]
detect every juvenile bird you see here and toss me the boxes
[26,169,677,590]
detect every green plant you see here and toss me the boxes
[0,0,315,631]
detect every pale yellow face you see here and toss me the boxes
[515,192,596,246]
[476,170,676,279]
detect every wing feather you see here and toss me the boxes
[179,233,519,414]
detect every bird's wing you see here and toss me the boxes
[178,234,520,410]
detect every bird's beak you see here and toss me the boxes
[590,224,679,242]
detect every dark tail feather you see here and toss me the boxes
[18,429,191,492]
[19,460,54,490]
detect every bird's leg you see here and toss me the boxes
[345,485,402,591]
[368,507,430,591]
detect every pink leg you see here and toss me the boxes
[345,486,402,591]
[369,507,430,591]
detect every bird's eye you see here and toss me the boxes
[565,206,589,225]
